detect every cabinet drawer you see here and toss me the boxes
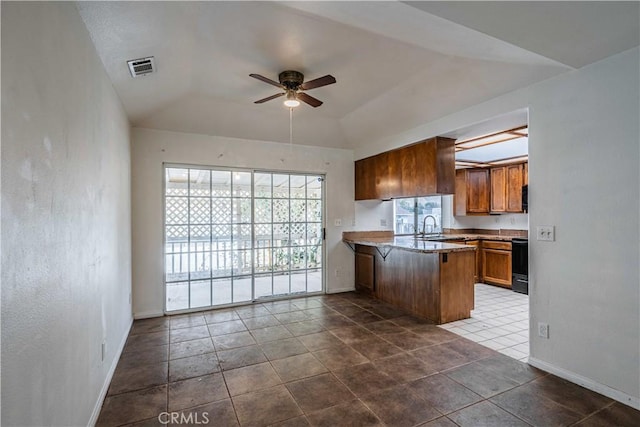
[482,240,512,250]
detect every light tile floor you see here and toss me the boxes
[440,283,530,362]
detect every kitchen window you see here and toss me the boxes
[394,196,443,235]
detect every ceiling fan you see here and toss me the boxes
[250,70,336,108]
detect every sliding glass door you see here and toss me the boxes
[164,165,324,312]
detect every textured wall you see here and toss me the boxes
[1,3,132,425]
[526,48,639,406]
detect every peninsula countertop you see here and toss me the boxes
[342,235,476,254]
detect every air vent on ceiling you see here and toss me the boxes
[127,56,155,78]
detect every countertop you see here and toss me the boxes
[417,233,521,242]
[342,235,476,254]
[343,230,528,254]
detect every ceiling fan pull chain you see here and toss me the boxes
[289,106,294,150]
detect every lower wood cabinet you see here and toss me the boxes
[465,240,481,282]
[354,245,376,292]
[481,240,512,288]
[353,245,475,324]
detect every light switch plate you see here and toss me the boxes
[537,225,555,241]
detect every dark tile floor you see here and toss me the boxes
[98,292,640,426]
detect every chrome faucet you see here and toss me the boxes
[422,215,438,236]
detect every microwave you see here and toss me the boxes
[522,185,528,212]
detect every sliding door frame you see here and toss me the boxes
[162,162,326,315]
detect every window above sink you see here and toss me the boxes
[394,196,442,236]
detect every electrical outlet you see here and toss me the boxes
[538,322,549,339]
[101,342,106,361]
[334,269,340,277]
[537,225,555,241]
[380,219,387,227]
[334,219,342,227]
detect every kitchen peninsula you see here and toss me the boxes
[343,231,476,324]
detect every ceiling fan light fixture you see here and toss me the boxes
[284,91,300,108]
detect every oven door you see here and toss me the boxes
[511,238,528,277]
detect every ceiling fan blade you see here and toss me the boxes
[254,92,285,104]
[300,75,336,91]
[249,73,282,88]
[297,92,323,108]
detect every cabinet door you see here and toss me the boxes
[490,167,506,212]
[506,164,524,212]
[467,169,490,213]
[355,252,375,292]
[374,152,389,200]
[355,154,390,200]
[400,142,431,197]
[465,240,481,282]
[482,248,512,287]
[387,149,402,198]
[355,157,377,200]
[523,162,528,185]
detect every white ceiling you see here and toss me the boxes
[77,1,639,150]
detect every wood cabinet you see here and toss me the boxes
[490,163,525,213]
[523,162,528,185]
[506,164,524,212]
[354,137,455,200]
[355,153,388,200]
[465,240,481,283]
[354,245,375,292]
[371,248,475,324]
[481,240,512,288]
[490,167,506,212]
[454,168,490,215]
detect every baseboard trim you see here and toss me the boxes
[326,287,355,294]
[528,357,640,410]
[134,310,165,320]
[88,318,133,426]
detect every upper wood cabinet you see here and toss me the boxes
[490,163,525,213]
[490,167,507,212]
[355,153,389,200]
[354,137,455,200]
[506,164,524,212]
[354,156,376,200]
[454,168,490,215]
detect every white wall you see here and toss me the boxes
[527,48,639,406]
[131,128,355,318]
[1,3,132,425]
[353,200,394,231]
[353,195,529,233]
[352,48,640,406]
